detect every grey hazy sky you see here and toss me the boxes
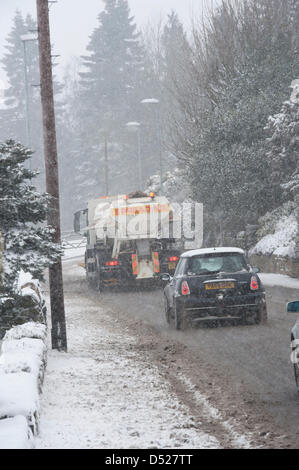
[0,0,220,87]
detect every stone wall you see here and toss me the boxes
[249,254,299,278]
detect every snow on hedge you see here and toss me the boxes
[0,416,34,449]
[0,371,40,435]
[0,351,44,391]
[0,321,48,447]
[3,322,47,342]
[1,330,47,392]
[1,337,47,364]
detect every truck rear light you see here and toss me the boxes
[250,275,259,291]
[105,261,119,267]
[168,256,179,262]
[181,280,190,296]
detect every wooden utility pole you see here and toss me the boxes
[36,0,67,351]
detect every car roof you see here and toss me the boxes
[181,247,245,258]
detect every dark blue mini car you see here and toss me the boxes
[162,247,267,330]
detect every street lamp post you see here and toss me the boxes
[104,130,109,196]
[141,98,163,195]
[98,129,109,196]
[126,121,142,190]
[20,33,38,153]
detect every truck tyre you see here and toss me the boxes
[174,303,187,330]
[95,270,103,291]
[94,258,104,292]
[87,276,95,290]
[85,256,96,290]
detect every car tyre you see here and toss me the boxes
[294,364,299,393]
[255,304,268,324]
[174,303,187,330]
[164,296,171,324]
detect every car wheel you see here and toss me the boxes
[255,304,268,324]
[294,364,299,393]
[164,296,171,324]
[174,303,187,330]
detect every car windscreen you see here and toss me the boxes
[186,253,248,275]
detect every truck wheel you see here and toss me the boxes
[95,272,103,291]
[174,303,187,330]
[94,261,104,291]
[87,277,95,290]
[86,269,96,290]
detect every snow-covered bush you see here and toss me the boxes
[0,270,46,339]
[250,202,297,259]
[256,201,296,240]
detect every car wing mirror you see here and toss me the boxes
[287,301,299,313]
[161,273,172,282]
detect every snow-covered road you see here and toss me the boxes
[35,259,299,449]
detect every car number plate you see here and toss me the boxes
[205,281,235,290]
[168,262,176,270]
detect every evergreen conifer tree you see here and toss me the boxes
[265,79,299,201]
[0,140,62,295]
[74,0,147,203]
[0,11,44,185]
[0,10,65,196]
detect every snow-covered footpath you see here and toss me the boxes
[35,265,220,449]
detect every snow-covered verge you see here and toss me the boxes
[0,271,48,449]
[259,273,299,290]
